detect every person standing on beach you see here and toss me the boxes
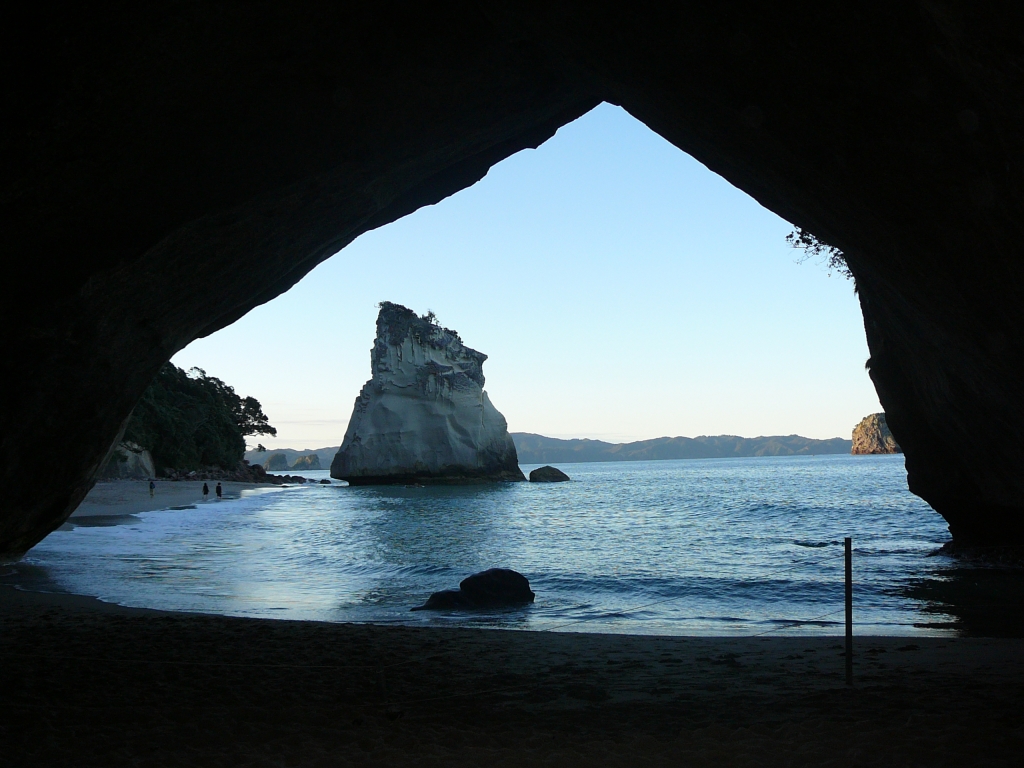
[149,480,155,498]
[215,482,222,499]
[203,482,209,500]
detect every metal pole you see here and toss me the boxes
[845,537,853,686]
[378,666,388,703]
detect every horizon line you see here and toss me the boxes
[246,430,852,453]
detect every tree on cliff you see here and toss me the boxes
[123,363,276,474]
[786,228,852,280]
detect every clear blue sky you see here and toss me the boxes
[173,103,880,449]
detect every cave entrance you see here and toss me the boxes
[23,106,951,635]
[172,103,880,454]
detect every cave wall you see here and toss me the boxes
[4,2,1024,553]
[494,3,1024,543]
[0,1,598,554]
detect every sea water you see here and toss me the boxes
[4,454,986,636]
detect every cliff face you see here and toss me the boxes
[331,304,524,484]
[98,443,156,480]
[851,414,902,455]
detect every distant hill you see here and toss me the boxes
[245,434,854,471]
[510,433,852,464]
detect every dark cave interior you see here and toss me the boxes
[4,3,1024,554]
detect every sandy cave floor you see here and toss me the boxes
[2,588,1024,766]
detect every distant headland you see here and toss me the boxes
[509,433,852,464]
[246,432,853,468]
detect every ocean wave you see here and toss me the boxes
[17,454,959,636]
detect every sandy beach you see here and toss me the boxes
[8,478,1022,764]
[68,480,290,521]
[2,585,1024,766]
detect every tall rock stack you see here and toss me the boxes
[331,303,525,484]
[851,413,902,455]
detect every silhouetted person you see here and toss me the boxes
[149,480,155,498]
[215,482,222,498]
[202,482,209,500]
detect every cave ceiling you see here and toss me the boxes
[3,3,1024,554]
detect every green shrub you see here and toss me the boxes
[123,363,276,474]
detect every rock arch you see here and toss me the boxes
[3,3,1024,554]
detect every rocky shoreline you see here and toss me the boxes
[157,460,309,485]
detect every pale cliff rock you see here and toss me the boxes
[99,442,156,479]
[331,303,525,484]
[852,413,902,455]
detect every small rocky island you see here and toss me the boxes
[331,303,525,484]
[291,454,321,471]
[264,453,291,471]
[851,413,902,454]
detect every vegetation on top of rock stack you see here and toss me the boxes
[123,363,276,474]
[376,301,462,349]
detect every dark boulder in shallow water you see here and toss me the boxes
[460,568,535,605]
[529,465,570,482]
[411,568,535,611]
[411,589,473,611]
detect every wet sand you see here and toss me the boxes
[69,480,286,521]
[2,587,1023,766]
